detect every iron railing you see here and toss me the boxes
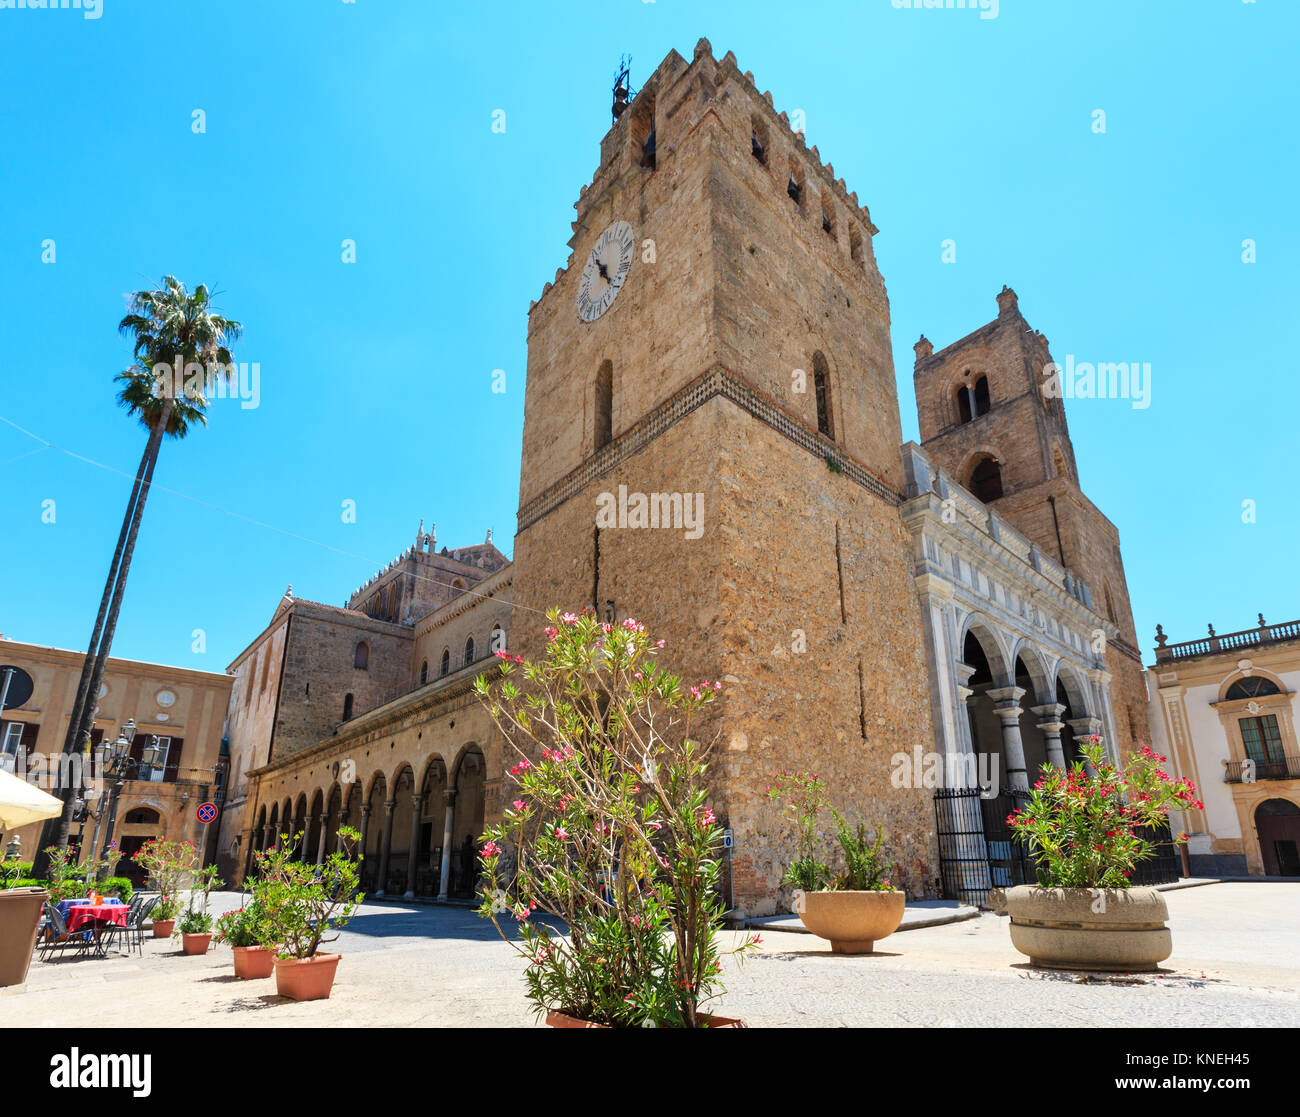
[1224,755,1300,783]
[934,787,1033,907]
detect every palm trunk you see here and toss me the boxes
[73,401,172,760]
[28,433,156,880]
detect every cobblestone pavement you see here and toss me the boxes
[5,882,1297,1027]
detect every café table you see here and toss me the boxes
[54,898,128,950]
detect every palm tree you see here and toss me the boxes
[30,278,242,880]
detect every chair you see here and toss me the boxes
[129,896,159,955]
[99,895,142,957]
[37,903,95,962]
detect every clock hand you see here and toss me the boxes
[596,258,610,282]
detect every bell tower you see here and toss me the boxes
[510,40,940,912]
[912,289,1149,759]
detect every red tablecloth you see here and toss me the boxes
[64,904,128,934]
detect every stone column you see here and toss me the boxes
[358,802,372,888]
[1031,703,1069,770]
[404,792,426,900]
[437,788,458,901]
[315,808,329,867]
[375,799,396,898]
[987,686,1029,791]
[953,662,978,763]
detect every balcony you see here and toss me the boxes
[1156,618,1300,663]
[1224,755,1300,783]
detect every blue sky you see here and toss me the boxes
[0,0,1295,673]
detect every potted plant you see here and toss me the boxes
[768,771,905,954]
[215,899,277,979]
[131,839,198,937]
[252,828,364,1001]
[176,864,221,955]
[176,906,215,955]
[474,609,761,1028]
[1004,737,1202,971]
[150,894,181,938]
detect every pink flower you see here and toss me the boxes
[481,841,500,857]
[512,800,527,812]
[494,649,508,658]
[656,640,665,648]
[556,827,569,840]
[561,612,578,624]
[701,807,716,825]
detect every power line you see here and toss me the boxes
[0,412,549,621]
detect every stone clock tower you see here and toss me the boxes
[510,40,939,912]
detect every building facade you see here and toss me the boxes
[219,527,511,896]
[0,637,233,885]
[225,40,1144,912]
[1147,617,1300,876]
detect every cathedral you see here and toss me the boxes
[217,40,1148,915]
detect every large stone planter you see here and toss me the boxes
[798,890,906,954]
[1005,886,1172,972]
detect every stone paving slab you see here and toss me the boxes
[4,881,1297,1027]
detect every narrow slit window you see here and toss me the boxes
[813,351,834,439]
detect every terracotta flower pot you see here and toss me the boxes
[180,932,213,956]
[274,952,341,1001]
[152,919,175,939]
[233,945,276,980]
[1005,885,1172,972]
[545,1010,746,1029]
[797,890,906,954]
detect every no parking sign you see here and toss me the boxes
[196,802,217,825]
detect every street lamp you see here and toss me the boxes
[95,720,163,867]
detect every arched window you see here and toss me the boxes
[957,375,991,424]
[849,227,864,267]
[821,199,836,239]
[787,165,804,208]
[751,116,768,165]
[812,351,833,439]
[595,360,613,450]
[353,641,369,670]
[464,636,476,666]
[440,648,450,677]
[1052,445,1070,479]
[342,693,354,721]
[969,455,1003,502]
[123,807,161,825]
[632,93,656,170]
[419,660,428,685]
[490,625,506,654]
[1226,676,1281,701]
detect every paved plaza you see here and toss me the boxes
[5,882,1298,1028]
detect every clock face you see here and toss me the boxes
[577,220,635,322]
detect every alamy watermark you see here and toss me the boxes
[1,0,102,18]
[595,485,704,540]
[149,358,261,410]
[1041,355,1152,410]
[891,746,1001,798]
[891,0,999,20]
